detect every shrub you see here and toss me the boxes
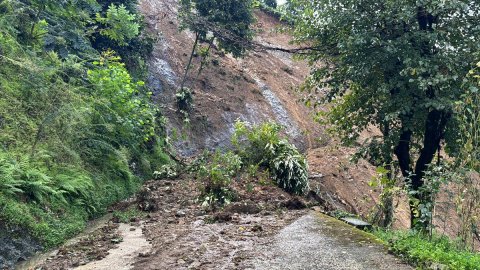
[176,87,194,112]
[269,141,309,194]
[95,4,140,46]
[153,164,178,179]
[196,151,242,207]
[232,121,309,195]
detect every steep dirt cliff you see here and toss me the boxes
[139,0,322,154]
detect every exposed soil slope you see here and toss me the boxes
[139,0,322,155]
[139,0,400,227]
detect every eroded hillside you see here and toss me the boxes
[139,0,323,155]
[137,0,401,227]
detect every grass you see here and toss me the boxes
[373,229,480,270]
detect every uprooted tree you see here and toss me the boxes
[288,0,480,229]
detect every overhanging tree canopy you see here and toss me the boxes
[289,0,480,227]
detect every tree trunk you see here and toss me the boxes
[193,36,215,82]
[394,129,412,178]
[410,109,450,229]
[180,32,200,91]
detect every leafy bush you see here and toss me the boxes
[176,87,194,112]
[232,121,309,195]
[375,229,480,270]
[95,4,140,46]
[269,141,309,194]
[196,151,242,207]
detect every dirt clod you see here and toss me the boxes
[281,197,307,210]
[224,201,261,214]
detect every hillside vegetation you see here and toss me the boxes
[0,0,169,247]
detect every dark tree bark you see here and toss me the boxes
[394,129,412,178]
[409,109,450,228]
[180,32,200,91]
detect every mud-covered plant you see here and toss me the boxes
[176,87,193,112]
[232,121,309,195]
[153,164,178,179]
[197,151,242,207]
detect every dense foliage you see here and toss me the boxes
[233,121,309,195]
[195,121,309,208]
[263,0,277,9]
[0,0,168,247]
[289,0,480,228]
[179,0,255,57]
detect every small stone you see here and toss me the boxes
[177,259,186,264]
[213,212,232,222]
[175,210,186,217]
[309,173,324,179]
[130,217,139,222]
[139,252,151,258]
[261,211,272,216]
[251,225,263,232]
[189,260,202,268]
[130,227,136,231]
[429,263,448,270]
[111,238,123,244]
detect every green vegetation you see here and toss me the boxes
[95,4,140,46]
[0,0,168,247]
[289,0,480,230]
[195,121,308,208]
[196,151,242,207]
[176,87,194,112]
[112,207,146,223]
[232,121,309,195]
[263,0,277,9]
[375,229,480,270]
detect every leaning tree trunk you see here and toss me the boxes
[179,32,200,92]
[410,109,450,229]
